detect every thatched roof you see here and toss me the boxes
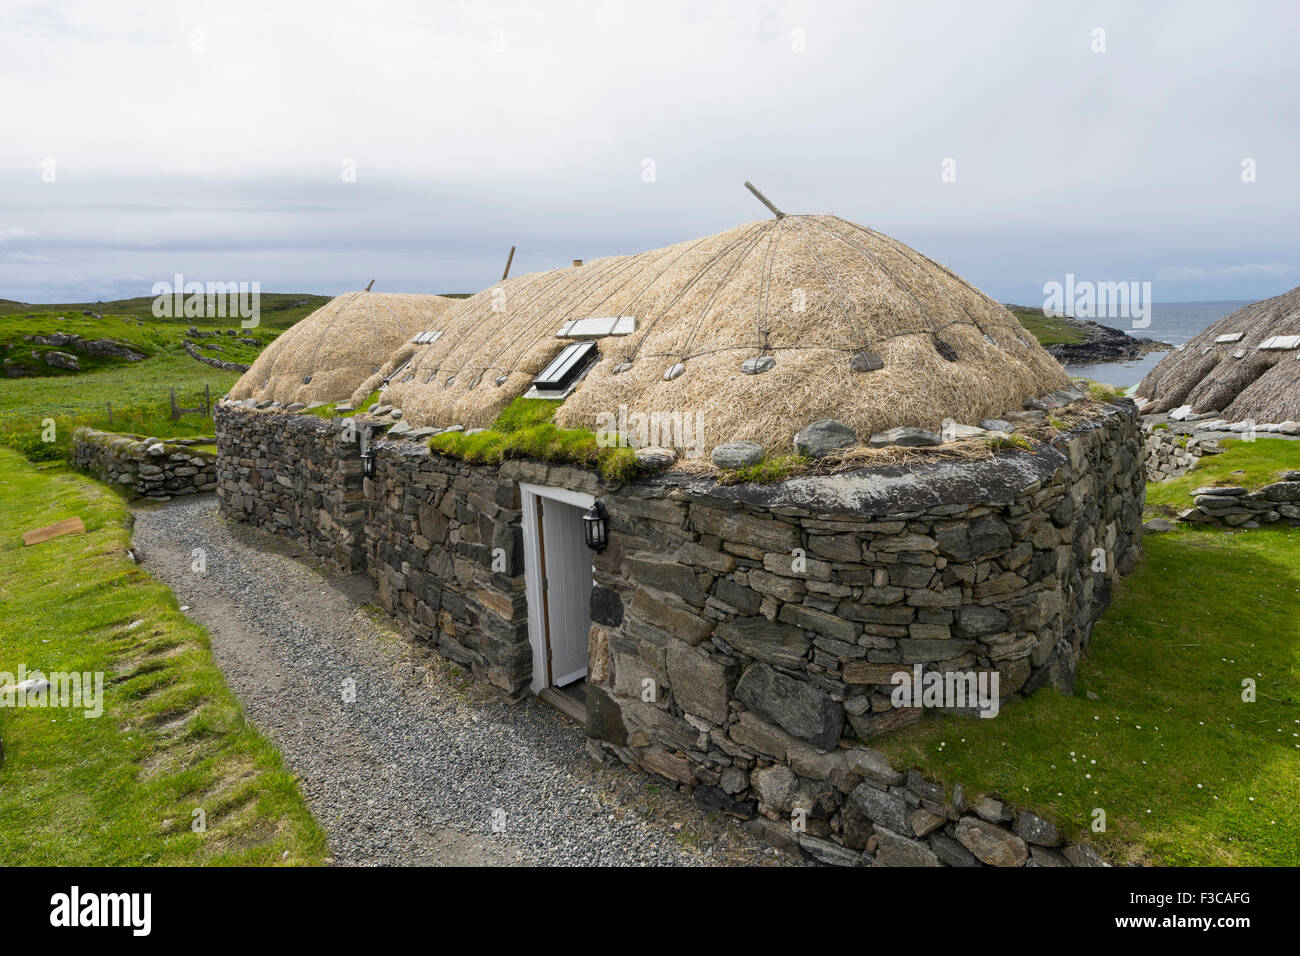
[1136,286,1300,422]
[229,291,458,405]
[373,215,1068,455]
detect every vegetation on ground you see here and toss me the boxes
[1005,304,1091,346]
[878,440,1300,866]
[0,449,328,864]
[1144,438,1300,518]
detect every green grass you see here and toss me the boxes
[1006,304,1090,346]
[427,396,644,484]
[716,455,810,484]
[303,390,381,419]
[1144,438,1300,518]
[0,293,332,455]
[877,442,1300,866]
[0,450,328,864]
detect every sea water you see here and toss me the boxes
[1063,299,1252,388]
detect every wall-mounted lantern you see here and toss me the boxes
[359,425,376,477]
[582,500,608,551]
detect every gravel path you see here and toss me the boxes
[131,496,783,867]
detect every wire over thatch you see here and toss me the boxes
[376,215,1068,455]
[1136,286,1300,422]
[229,291,458,405]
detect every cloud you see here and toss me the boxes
[1158,263,1300,282]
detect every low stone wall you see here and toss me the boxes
[73,428,216,500]
[214,410,367,570]
[215,401,1144,865]
[1142,424,1219,481]
[183,339,250,372]
[1176,473,1300,528]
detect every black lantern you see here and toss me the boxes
[582,500,608,551]
[359,426,376,478]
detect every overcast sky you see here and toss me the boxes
[1,0,1297,305]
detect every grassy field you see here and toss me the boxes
[1145,438,1299,518]
[0,294,333,459]
[878,440,1300,866]
[0,449,329,864]
[1006,304,1091,346]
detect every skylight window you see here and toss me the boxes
[412,330,444,345]
[1215,332,1245,344]
[526,342,599,398]
[1259,335,1300,351]
[556,316,637,339]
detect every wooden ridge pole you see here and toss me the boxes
[744,181,785,219]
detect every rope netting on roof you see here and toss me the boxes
[228,291,457,406]
[373,214,1067,454]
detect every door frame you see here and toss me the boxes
[519,482,596,694]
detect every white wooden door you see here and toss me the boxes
[539,497,593,686]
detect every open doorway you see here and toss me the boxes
[520,483,595,718]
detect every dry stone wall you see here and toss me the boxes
[73,428,216,500]
[1142,424,1219,481]
[214,401,1144,866]
[214,409,367,570]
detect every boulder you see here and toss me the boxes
[43,350,81,371]
[735,663,843,750]
[955,816,1027,866]
[635,446,678,469]
[794,420,857,458]
[711,441,764,469]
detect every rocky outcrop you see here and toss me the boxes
[73,428,217,500]
[183,339,249,372]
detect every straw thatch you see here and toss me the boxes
[229,291,458,406]
[375,215,1068,455]
[1136,286,1300,422]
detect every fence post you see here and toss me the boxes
[204,383,211,417]
[170,387,179,422]
[106,402,112,425]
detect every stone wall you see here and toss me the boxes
[214,408,367,570]
[1142,424,1219,481]
[1175,473,1300,528]
[73,428,216,500]
[215,401,1145,866]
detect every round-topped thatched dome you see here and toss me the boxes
[229,291,458,406]
[1136,286,1300,423]
[375,215,1067,453]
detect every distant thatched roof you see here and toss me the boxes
[372,216,1067,456]
[229,291,458,405]
[1136,286,1300,422]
